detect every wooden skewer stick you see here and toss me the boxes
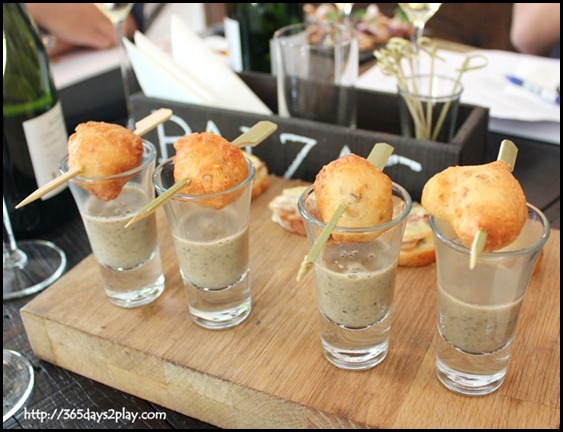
[125,120,279,228]
[15,108,174,210]
[124,177,190,228]
[469,139,518,269]
[296,203,346,282]
[232,121,278,147]
[296,143,394,282]
[15,167,82,209]
[367,143,394,170]
[133,108,173,136]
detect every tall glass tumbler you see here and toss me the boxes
[431,203,550,396]
[398,74,463,143]
[153,156,255,330]
[273,22,358,128]
[298,183,412,369]
[60,141,165,308]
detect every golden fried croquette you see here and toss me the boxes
[314,153,393,242]
[173,132,249,209]
[421,160,527,251]
[68,121,143,201]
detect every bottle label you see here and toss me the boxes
[22,101,69,200]
[224,17,243,72]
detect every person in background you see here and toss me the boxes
[24,3,143,58]
[510,3,560,58]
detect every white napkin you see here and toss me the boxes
[126,15,272,115]
[170,16,271,114]
[124,35,215,105]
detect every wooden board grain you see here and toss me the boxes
[21,177,560,429]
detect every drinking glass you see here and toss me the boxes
[3,197,66,300]
[153,156,255,330]
[298,183,412,370]
[273,22,358,128]
[431,204,550,396]
[3,349,34,422]
[398,3,441,55]
[334,3,355,27]
[94,3,135,129]
[60,141,165,308]
[397,74,463,143]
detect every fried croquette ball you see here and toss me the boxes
[173,132,249,209]
[68,121,143,201]
[314,153,393,242]
[421,160,527,251]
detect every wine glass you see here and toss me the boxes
[94,3,135,129]
[334,3,355,27]
[3,349,34,422]
[398,3,442,50]
[3,197,67,300]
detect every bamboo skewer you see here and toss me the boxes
[15,167,82,209]
[124,121,278,228]
[124,177,190,229]
[133,108,173,136]
[296,143,394,282]
[469,139,518,269]
[296,203,347,282]
[15,108,173,209]
[232,121,278,147]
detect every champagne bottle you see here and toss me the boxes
[225,3,304,74]
[3,3,74,238]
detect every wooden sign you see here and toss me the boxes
[131,72,488,202]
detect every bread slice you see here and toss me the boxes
[399,202,436,267]
[268,186,308,236]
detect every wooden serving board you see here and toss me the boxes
[21,177,560,429]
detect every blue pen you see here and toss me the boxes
[506,74,560,105]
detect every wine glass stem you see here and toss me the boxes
[342,5,353,28]
[114,21,134,130]
[3,197,27,269]
[412,23,425,51]
[412,23,425,74]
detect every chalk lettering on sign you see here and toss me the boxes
[279,133,318,178]
[386,154,422,172]
[339,145,352,158]
[205,120,222,136]
[157,114,191,162]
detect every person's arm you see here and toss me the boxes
[25,3,138,57]
[510,3,560,56]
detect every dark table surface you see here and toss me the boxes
[3,104,560,429]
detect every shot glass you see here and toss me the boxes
[273,22,358,128]
[431,203,550,396]
[60,141,165,308]
[397,74,463,143]
[298,183,412,370]
[153,156,255,330]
